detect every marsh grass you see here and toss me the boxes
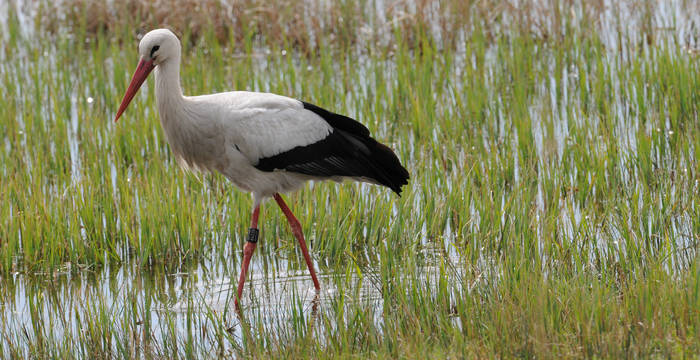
[1,0,699,358]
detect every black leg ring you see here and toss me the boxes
[247,228,259,243]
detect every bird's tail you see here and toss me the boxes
[363,139,410,195]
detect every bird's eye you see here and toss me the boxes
[150,45,160,57]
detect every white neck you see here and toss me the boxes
[154,55,185,124]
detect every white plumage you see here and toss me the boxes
[141,29,334,198]
[161,91,333,196]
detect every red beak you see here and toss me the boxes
[114,58,155,122]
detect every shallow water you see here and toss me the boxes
[0,235,464,356]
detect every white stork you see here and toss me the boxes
[114,29,409,307]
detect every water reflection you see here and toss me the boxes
[0,238,465,356]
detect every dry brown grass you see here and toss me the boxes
[25,0,586,51]
[22,0,700,53]
[35,0,379,52]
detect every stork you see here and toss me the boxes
[114,29,409,307]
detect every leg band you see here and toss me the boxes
[247,228,259,243]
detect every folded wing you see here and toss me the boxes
[221,93,409,195]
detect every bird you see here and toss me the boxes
[114,29,409,307]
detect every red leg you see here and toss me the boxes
[235,205,261,309]
[273,193,321,290]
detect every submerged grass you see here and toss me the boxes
[1,0,699,358]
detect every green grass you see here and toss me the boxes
[1,0,699,358]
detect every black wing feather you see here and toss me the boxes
[254,102,409,195]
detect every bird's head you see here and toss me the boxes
[138,29,180,65]
[114,29,180,122]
